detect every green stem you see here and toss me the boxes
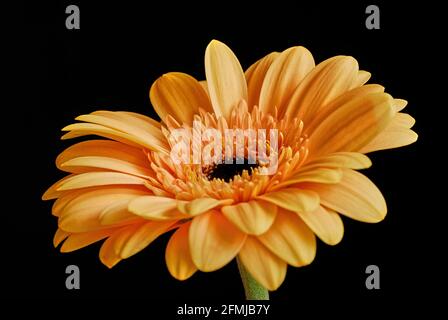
[236,257,269,300]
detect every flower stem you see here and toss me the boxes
[236,257,269,300]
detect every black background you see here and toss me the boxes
[11,0,441,314]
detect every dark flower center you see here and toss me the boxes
[204,160,259,182]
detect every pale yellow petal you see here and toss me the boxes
[150,72,212,124]
[259,46,314,116]
[258,209,316,267]
[302,152,372,170]
[189,211,246,272]
[351,70,371,88]
[298,206,344,245]
[274,168,342,190]
[205,40,248,120]
[165,222,197,280]
[257,188,320,213]
[238,236,287,291]
[221,200,277,235]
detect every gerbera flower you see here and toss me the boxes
[43,40,417,298]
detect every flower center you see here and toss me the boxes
[204,159,260,182]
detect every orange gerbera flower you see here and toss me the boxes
[43,40,417,297]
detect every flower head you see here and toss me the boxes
[43,40,417,290]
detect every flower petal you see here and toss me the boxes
[221,200,277,235]
[99,233,123,268]
[238,236,287,291]
[113,221,175,259]
[306,169,387,223]
[298,206,344,245]
[177,198,233,216]
[245,52,279,109]
[189,211,246,272]
[259,46,314,116]
[309,92,395,156]
[274,167,342,190]
[165,222,197,280]
[302,152,372,170]
[351,70,371,88]
[61,228,118,252]
[205,40,248,120]
[55,172,147,191]
[286,56,359,122]
[53,228,70,247]
[257,188,320,213]
[58,187,146,232]
[150,72,212,124]
[100,199,141,226]
[359,113,417,153]
[128,196,186,220]
[258,208,316,267]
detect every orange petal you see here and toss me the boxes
[55,172,147,191]
[189,211,246,272]
[165,222,197,280]
[150,72,212,124]
[359,113,417,153]
[302,152,372,170]
[99,199,141,226]
[128,196,186,220]
[238,236,287,291]
[298,206,344,245]
[56,140,150,171]
[61,228,118,252]
[257,188,319,213]
[259,46,314,116]
[258,208,316,267]
[177,198,233,216]
[205,40,248,120]
[245,52,279,109]
[274,167,342,190]
[309,92,395,156]
[99,233,122,268]
[351,70,371,88]
[53,228,70,247]
[113,221,175,259]
[221,200,277,235]
[58,187,146,232]
[286,56,359,122]
[306,169,387,223]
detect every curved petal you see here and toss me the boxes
[302,152,372,170]
[221,200,277,235]
[259,46,314,116]
[177,198,233,216]
[113,221,175,259]
[99,233,123,268]
[128,196,187,220]
[257,188,320,213]
[100,199,141,225]
[258,208,316,267]
[150,72,212,124]
[205,40,248,120]
[359,113,417,153]
[306,169,387,223]
[238,236,287,291]
[53,228,70,247]
[245,52,279,109]
[58,187,147,232]
[351,70,371,88]
[298,206,344,245]
[61,228,118,252]
[274,167,342,190]
[55,172,147,191]
[285,56,359,122]
[309,92,395,156]
[189,211,246,272]
[165,222,197,280]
